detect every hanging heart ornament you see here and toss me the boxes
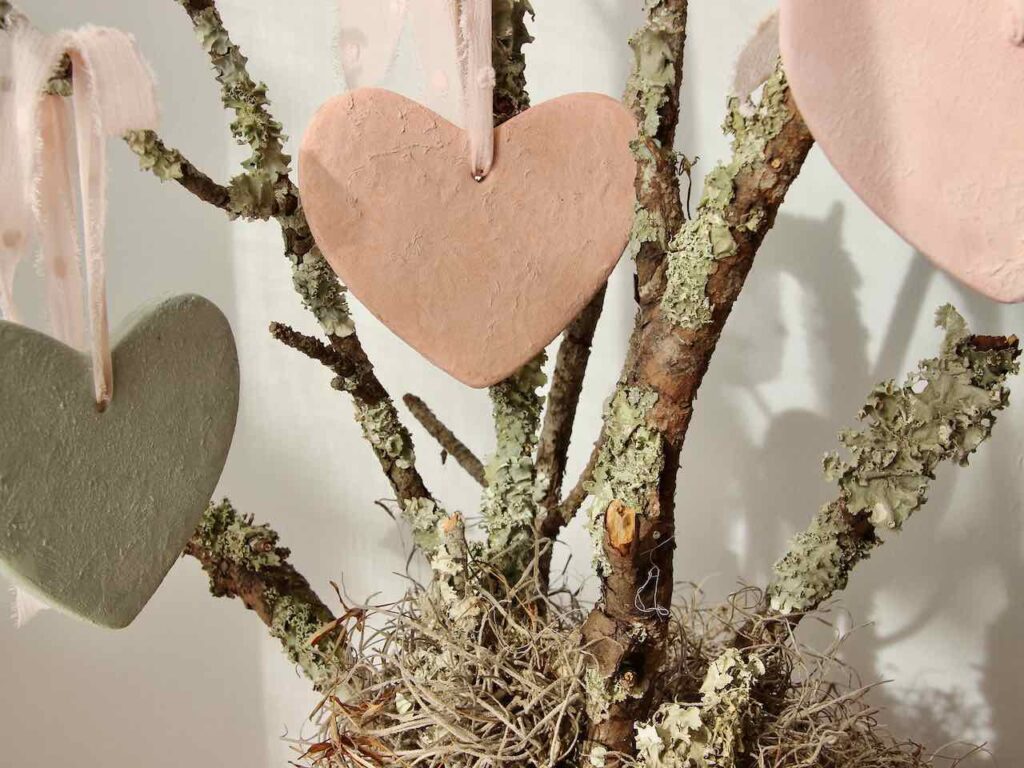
[0,296,239,629]
[299,89,636,387]
[780,0,1024,302]
[0,23,240,628]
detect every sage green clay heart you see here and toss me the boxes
[0,295,239,628]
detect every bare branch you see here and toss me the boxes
[537,284,606,512]
[403,394,487,487]
[185,500,347,687]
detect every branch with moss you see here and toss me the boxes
[481,354,548,580]
[768,306,1020,620]
[185,500,347,687]
[638,308,1020,768]
[403,394,487,487]
[579,4,820,760]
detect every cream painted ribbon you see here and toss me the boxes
[6,22,159,408]
[455,0,494,178]
[334,0,494,178]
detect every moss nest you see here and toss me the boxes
[294,572,980,768]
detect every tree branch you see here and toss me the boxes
[638,310,1021,767]
[537,284,606,513]
[403,394,487,487]
[582,13,819,761]
[184,500,347,687]
[171,0,448,544]
[125,130,232,211]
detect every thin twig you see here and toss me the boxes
[403,394,487,487]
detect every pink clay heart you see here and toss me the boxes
[298,88,637,387]
[780,0,1024,302]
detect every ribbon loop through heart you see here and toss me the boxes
[3,21,159,408]
[335,0,494,178]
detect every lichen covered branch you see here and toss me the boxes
[481,354,548,579]
[176,0,291,220]
[403,394,487,486]
[579,2,691,760]
[124,129,232,211]
[185,500,346,687]
[768,307,1021,618]
[635,309,1020,768]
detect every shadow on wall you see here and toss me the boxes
[674,208,1023,761]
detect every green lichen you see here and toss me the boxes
[769,306,1020,615]
[584,386,664,575]
[284,236,355,339]
[192,501,338,684]
[193,499,287,572]
[625,1,685,141]
[661,65,791,330]
[354,399,416,473]
[636,649,765,768]
[264,585,334,683]
[124,130,185,181]
[187,3,290,219]
[403,497,447,555]
[481,354,547,577]
[585,666,633,724]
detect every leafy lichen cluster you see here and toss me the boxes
[124,129,186,182]
[636,648,765,768]
[622,0,687,263]
[191,501,339,684]
[186,2,291,220]
[481,354,548,576]
[661,65,791,330]
[769,306,1021,615]
[584,386,665,575]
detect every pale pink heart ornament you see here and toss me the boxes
[780,0,1024,302]
[299,88,637,387]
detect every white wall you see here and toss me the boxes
[2,1,1022,765]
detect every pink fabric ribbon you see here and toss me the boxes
[4,21,159,408]
[335,0,494,178]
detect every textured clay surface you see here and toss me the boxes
[299,88,637,387]
[0,295,239,628]
[781,0,1024,302]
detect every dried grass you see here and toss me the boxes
[295,572,985,768]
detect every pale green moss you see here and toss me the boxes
[193,500,286,572]
[125,130,185,182]
[636,649,765,768]
[284,237,355,339]
[481,355,547,576]
[354,400,416,472]
[661,65,792,330]
[584,386,664,575]
[187,3,290,219]
[769,306,1020,615]
[625,1,685,140]
[403,497,446,554]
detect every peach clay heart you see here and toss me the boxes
[780,0,1024,302]
[298,88,637,387]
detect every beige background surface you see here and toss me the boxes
[2,1,1023,766]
